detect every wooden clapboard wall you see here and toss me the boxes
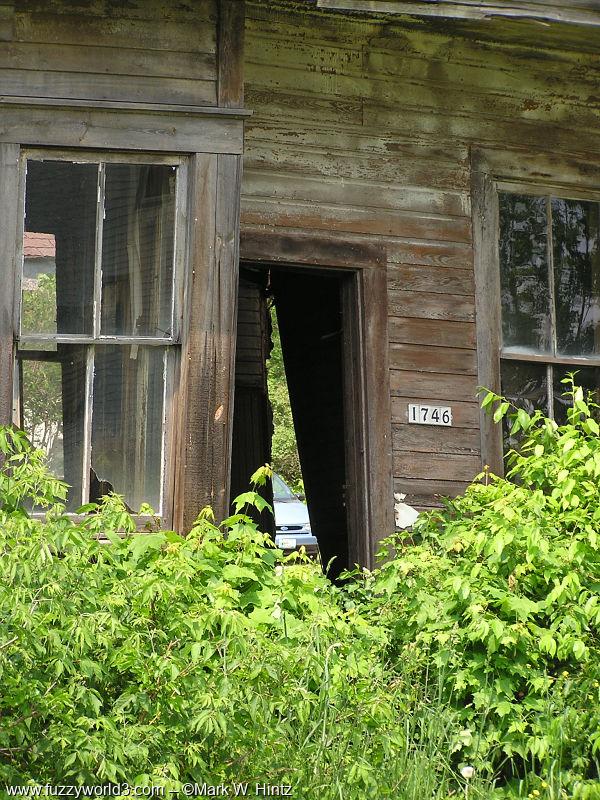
[0,0,217,106]
[241,0,600,511]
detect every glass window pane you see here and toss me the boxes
[101,164,176,338]
[499,193,551,354]
[500,360,548,452]
[553,367,600,427]
[552,198,600,356]
[22,160,97,336]
[19,345,87,509]
[91,346,166,512]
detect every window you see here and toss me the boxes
[14,154,182,518]
[498,191,600,448]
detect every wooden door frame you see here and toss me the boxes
[239,230,394,567]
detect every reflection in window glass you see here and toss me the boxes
[101,165,176,338]
[19,346,87,509]
[499,193,551,353]
[553,367,600,427]
[91,346,166,513]
[18,156,177,518]
[22,160,97,336]
[552,198,600,356]
[500,361,548,452]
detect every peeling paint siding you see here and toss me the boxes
[241,1,600,508]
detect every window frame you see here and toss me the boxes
[473,148,600,476]
[10,147,189,527]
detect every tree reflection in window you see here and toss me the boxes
[17,158,177,515]
[499,191,600,452]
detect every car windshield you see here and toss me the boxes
[273,473,297,502]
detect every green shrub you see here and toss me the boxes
[0,428,462,797]
[359,381,600,796]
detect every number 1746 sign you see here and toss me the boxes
[408,404,452,426]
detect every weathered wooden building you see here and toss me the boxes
[1,0,599,571]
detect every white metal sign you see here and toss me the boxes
[408,404,452,426]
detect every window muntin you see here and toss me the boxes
[16,155,179,515]
[499,190,600,446]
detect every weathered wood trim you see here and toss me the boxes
[0,96,250,116]
[174,154,216,531]
[217,0,245,108]
[361,267,394,564]
[174,152,242,532]
[212,152,243,520]
[316,0,600,26]
[0,142,19,429]
[240,226,387,268]
[471,148,504,477]
[0,103,245,154]
[472,146,600,476]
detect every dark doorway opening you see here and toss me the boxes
[230,263,366,578]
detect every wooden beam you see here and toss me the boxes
[471,149,503,476]
[174,152,243,532]
[0,101,246,155]
[316,0,600,26]
[240,226,386,268]
[217,0,246,108]
[360,267,394,565]
[0,143,19,430]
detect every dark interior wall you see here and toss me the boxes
[270,269,348,576]
[230,270,274,532]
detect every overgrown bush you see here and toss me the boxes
[359,381,600,798]
[2,380,600,798]
[0,428,461,797]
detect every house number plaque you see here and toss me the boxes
[408,404,452,426]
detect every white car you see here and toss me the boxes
[272,473,319,556]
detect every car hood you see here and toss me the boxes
[274,499,310,527]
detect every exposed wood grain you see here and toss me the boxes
[361,267,395,565]
[240,226,386,268]
[388,290,475,322]
[173,154,217,532]
[394,451,481,482]
[217,0,245,107]
[391,396,480,427]
[14,11,216,54]
[0,68,216,106]
[369,102,600,159]
[393,423,480,454]
[390,371,480,403]
[386,240,473,270]
[387,264,474,295]
[18,0,216,23]
[245,120,470,165]
[243,170,469,216]
[241,199,471,242]
[393,477,471,506]
[245,138,471,190]
[0,104,244,154]
[176,153,243,531]
[0,41,216,81]
[0,143,19,429]
[389,317,476,349]
[472,151,503,476]
[245,87,363,127]
[317,0,600,26]
[390,343,478,374]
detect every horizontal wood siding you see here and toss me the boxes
[2,1,217,106]
[242,1,600,514]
